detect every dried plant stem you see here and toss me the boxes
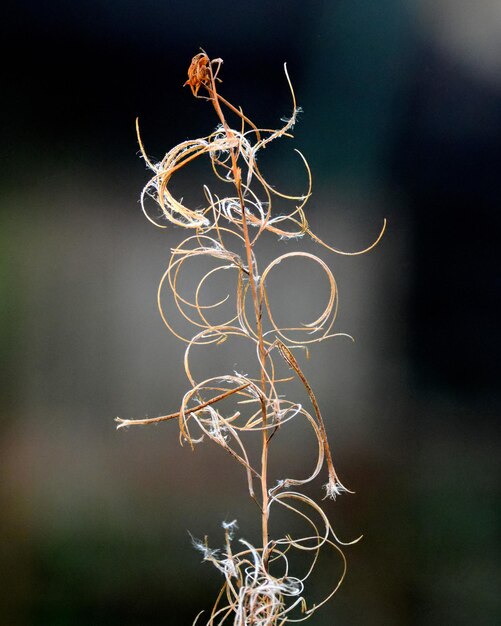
[203,62,272,564]
[119,50,384,625]
[115,382,250,429]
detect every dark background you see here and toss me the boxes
[1,1,500,624]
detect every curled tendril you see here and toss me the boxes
[119,51,384,625]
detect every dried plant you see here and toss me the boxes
[117,51,385,625]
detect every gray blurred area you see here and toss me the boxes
[1,1,500,625]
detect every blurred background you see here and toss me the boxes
[1,1,500,624]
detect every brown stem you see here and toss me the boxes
[205,66,270,565]
[115,382,250,428]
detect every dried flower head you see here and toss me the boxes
[184,51,223,97]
